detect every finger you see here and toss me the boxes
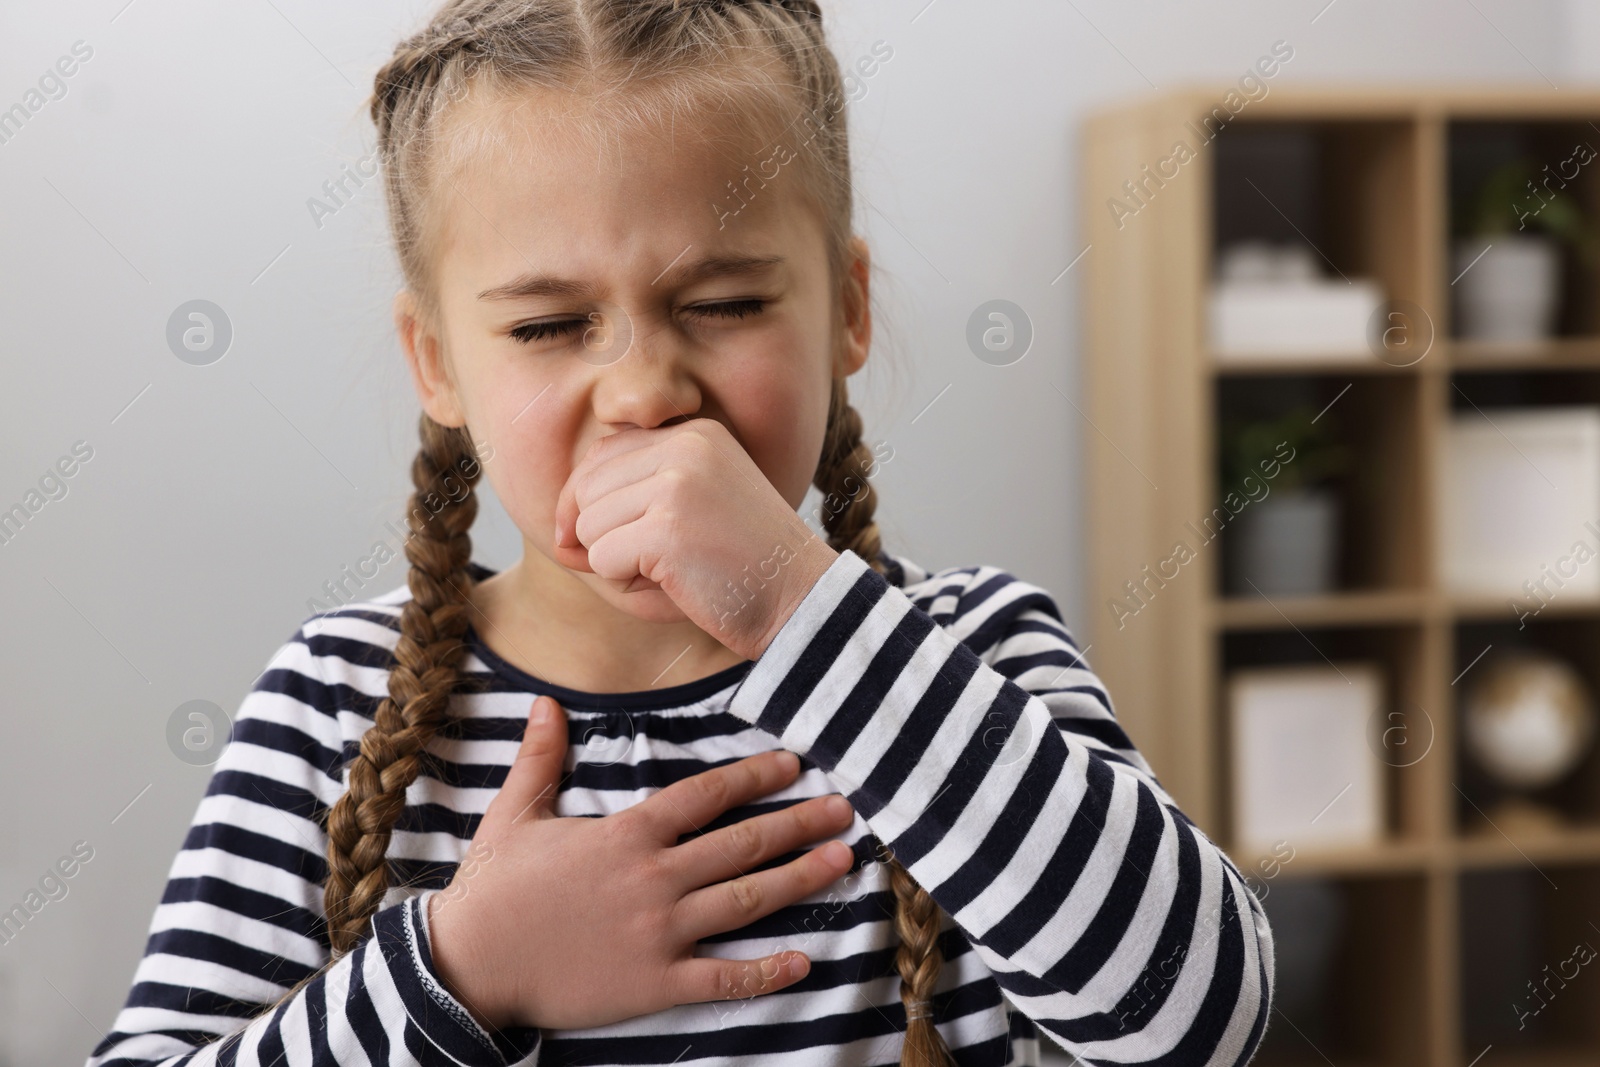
[583,419,706,471]
[627,749,801,843]
[480,696,569,833]
[552,477,590,568]
[582,424,662,467]
[665,793,856,890]
[583,496,681,592]
[665,949,811,1007]
[550,463,597,572]
[571,476,655,551]
[554,428,661,551]
[572,439,668,516]
[671,838,857,944]
[550,519,595,573]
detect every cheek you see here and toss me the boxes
[721,361,828,505]
[470,376,582,545]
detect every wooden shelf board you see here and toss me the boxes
[1231,839,1436,878]
[1453,825,1600,869]
[1214,589,1430,631]
[1230,830,1600,877]
[1097,83,1600,122]
[1210,353,1419,377]
[1450,1047,1600,1067]
[1451,596,1600,624]
[1450,337,1600,372]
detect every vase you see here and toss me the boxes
[1225,487,1339,597]
[1453,233,1561,342]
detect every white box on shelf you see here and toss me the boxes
[1438,406,1600,600]
[1230,663,1384,853]
[1208,278,1385,362]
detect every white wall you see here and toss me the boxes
[0,1,1577,1061]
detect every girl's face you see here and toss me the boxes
[397,85,870,616]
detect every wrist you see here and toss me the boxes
[425,887,510,1031]
[751,534,838,660]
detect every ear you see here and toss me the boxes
[394,289,466,428]
[834,234,872,378]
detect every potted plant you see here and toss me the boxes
[1453,155,1600,343]
[1220,405,1351,597]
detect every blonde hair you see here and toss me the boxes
[296,2,951,1062]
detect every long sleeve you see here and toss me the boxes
[85,625,544,1067]
[724,549,1275,1067]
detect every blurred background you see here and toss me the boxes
[4,1,1600,1064]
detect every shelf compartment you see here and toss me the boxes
[1221,623,1432,846]
[1452,368,1600,409]
[1253,874,1430,1067]
[1448,121,1600,340]
[1459,864,1600,1057]
[1215,374,1426,596]
[1453,618,1600,835]
[1215,119,1424,322]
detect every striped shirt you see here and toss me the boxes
[86,547,1273,1067]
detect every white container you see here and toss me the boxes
[1225,488,1340,597]
[1230,663,1385,852]
[1453,234,1560,342]
[1438,406,1600,599]
[1209,277,1386,362]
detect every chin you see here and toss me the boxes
[602,582,690,624]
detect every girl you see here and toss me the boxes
[87,1,1273,1065]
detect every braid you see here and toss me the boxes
[671,0,822,20]
[255,415,484,1013]
[814,378,955,1067]
[322,414,484,955]
[369,16,470,142]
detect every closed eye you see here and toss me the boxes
[690,298,766,320]
[510,318,588,344]
[509,300,767,346]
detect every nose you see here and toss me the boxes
[590,314,703,430]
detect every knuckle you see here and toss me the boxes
[716,965,744,1001]
[725,819,761,861]
[636,840,665,883]
[690,426,721,453]
[797,799,828,835]
[570,467,591,501]
[728,960,769,999]
[669,429,699,455]
[607,805,643,843]
[696,769,732,812]
[728,874,764,915]
[673,432,710,469]
[750,966,775,1000]
[716,966,741,1001]
[804,845,837,885]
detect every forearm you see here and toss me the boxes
[88,893,543,1067]
[723,548,1274,1066]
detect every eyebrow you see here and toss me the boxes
[476,253,787,301]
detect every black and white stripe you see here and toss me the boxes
[86,548,1272,1067]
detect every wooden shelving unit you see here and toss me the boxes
[1081,87,1600,1067]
